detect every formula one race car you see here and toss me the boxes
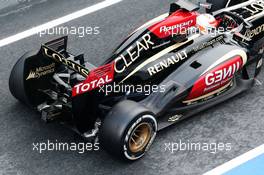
[9,0,264,160]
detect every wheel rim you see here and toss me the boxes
[128,122,152,153]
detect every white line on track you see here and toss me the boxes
[0,0,122,48]
[204,144,264,175]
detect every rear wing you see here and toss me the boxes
[170,0,199,14]
[44,35,68,54]
[40,36,90,77]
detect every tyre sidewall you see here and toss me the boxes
[122,114,157,160]
[99,100,158,161]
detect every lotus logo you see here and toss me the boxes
[42,46,89,77]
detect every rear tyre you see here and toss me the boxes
[9,51,54,107]
[9,51,37,106]
[99,100,157,161]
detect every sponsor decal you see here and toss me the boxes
[114,34,154,74]
[160,20,194,34]
[205,61,240,87]
[243,24,264,42]
[26,63,55,80]
[168,115,183,122]
[72,63,114,97]
[148,11,197,38]
[119,34,200,83]
[192,35,224,53]
[242,0,264,16]
[186,56,243,101]
[147,50,187,76]
[183,81,233,105]
[42,45,89,77]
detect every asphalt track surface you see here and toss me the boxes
[0,0,264,174]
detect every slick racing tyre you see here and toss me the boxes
[207,0,247,13]
[9,51,55,107]
[99,100,157,161]
[9,51,37,106]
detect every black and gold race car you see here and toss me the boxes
[9,0,264,160]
